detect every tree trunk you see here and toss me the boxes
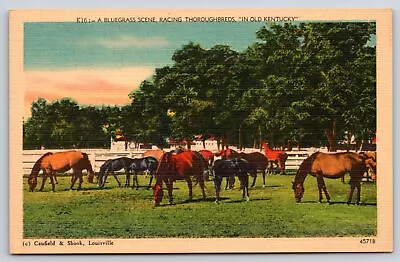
[325,119,337,152]
[238,124,243,150]
[258,125,262,149]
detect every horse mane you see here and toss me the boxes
[294,152,319,184]
[30,152,53,176]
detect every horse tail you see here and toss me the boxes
[30,152,53,177]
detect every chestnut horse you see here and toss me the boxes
[292,152,377,204]
[28,151,95,192]
[153,151,206,206]
[262,142,288,174]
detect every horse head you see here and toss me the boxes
[292,181,304,203]
[87,170,96,184]
[28,175,38,192]
[153,183,164,207]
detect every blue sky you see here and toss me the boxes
[24,22,265,69]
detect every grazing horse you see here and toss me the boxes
[238,152,268,187]
[128,156,158,189]
[153,151,206,206]
[292,152,377,204]
[262,142,288,174]
[28,151,95,192]
[97,157,133,187]
[143,149,164,161]
[212,158,252,203]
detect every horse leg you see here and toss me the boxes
[250,170,257,188]
[134,172,139,190]
[319,176,331,203]
[197,176,206,200]
[147,171,153,189]
[125,171,130,187]
[316,176,324,203]
[101,171,108,187]
[49,173,56,192]
[214,176,222,203]
[186,178,193,201]
[262,169,266,188]
[356,181,361,205]
[112,171,121,187]
[77,171,83,190]
[39,175,47,192]
[242,174,250,201]
[166,180,174,205]
[70,174,78,189]
[347,178,356,205]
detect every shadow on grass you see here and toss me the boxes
[297,200,377,206]
[156,197,230,207]
[227,197,271,203]
[250,185,282,189]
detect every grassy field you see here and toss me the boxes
[23,173,377,238]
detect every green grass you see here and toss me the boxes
[23,173,377,238]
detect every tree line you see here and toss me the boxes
[23,22,376,151]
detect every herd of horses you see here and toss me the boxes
[27,143,377,206]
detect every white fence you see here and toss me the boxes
[22,147,334,176]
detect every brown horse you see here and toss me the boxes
[239,152,269,187]
[262,142,288,174]
[143,149,164,161]
[28,151,95,192]
[292,152,377,204]
[153,151,206,206]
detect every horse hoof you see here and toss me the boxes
[215,200,220,204]
[262,185,266,188]
[246,197,250,202]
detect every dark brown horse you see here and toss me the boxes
[153,151,206,206]
[292,152,377,204]
[239,152,268,187]
[28,151,95,192]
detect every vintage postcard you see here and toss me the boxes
[9,9,392,254]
